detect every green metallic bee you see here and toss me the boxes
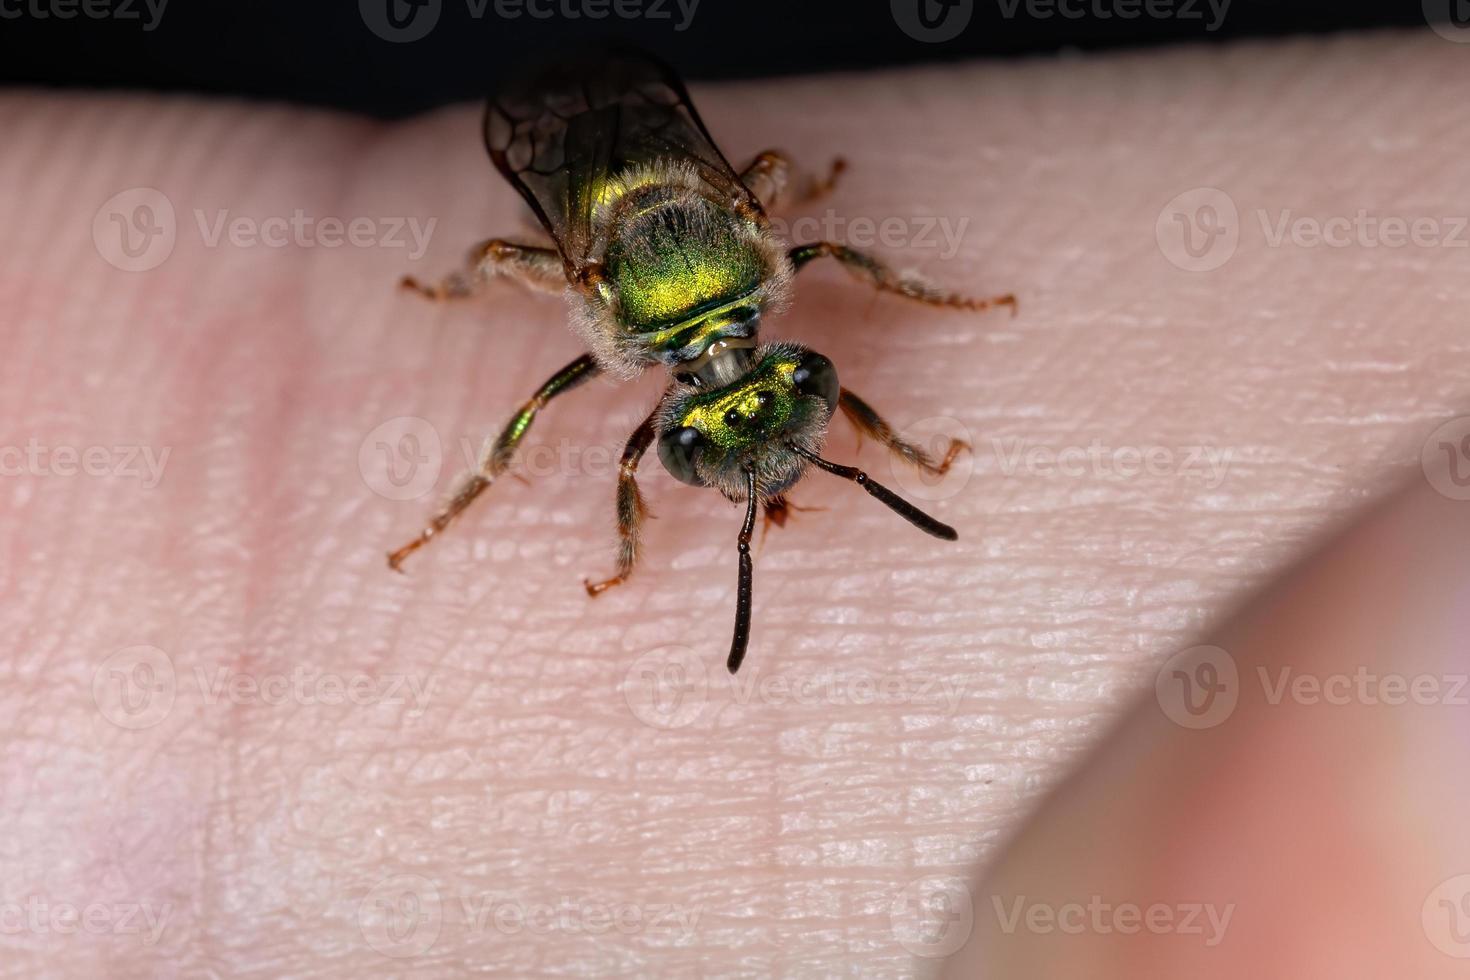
[388,54,1014,672]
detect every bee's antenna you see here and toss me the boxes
[790,444,958,541]
[727,468,760,674]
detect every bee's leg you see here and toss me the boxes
[837,387,969,477]
[400,239,564,301]
[740,151,846,212]
[386,354,598,572]
[788,242,1017,316]
[759,495,826,546]
[583,410,658,597]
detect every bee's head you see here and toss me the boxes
[658,342,958,676]
[657,343,839,500]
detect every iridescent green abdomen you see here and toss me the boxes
[604,190,769,366]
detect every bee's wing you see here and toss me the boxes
[484,52,758,274]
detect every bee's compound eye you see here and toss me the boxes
[658,425,707,486]
[792,352,840,413]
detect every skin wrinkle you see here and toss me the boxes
[2,29,1469,977]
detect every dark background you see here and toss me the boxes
[0,0,1436,117]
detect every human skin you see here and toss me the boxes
[3,28,1470,977]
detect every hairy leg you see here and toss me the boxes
[789,240,1016,315]
[400,238,564,301]
[386,354,597,570]
[739,149,846,212]
[583,409,658,597]
[837,387,968,475]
